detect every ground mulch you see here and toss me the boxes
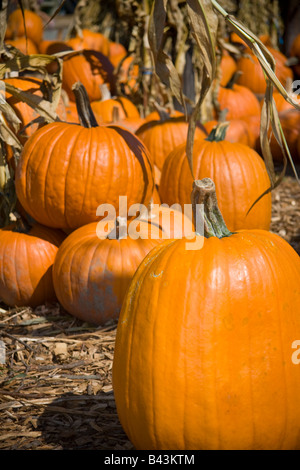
[0,175,299,450]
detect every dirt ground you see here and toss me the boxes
[0,175,299,450]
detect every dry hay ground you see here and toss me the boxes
[0,176,299,450]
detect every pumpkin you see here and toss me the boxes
[0,220,65,307]
[66,29,110,57]
[136,107,206,172]
[159,122,272,232]
[108,41,127,65]
[90,84,140,124]
[219,50,237,87]
[52,218,164,325]
[113,177,300,450]
[15,82,154,232]
[216,72,261,120]
[204,118,253,147]
[5,37,38,55]
[38,40,73,74]
[64,99,80,124]
[115,55,139,95]
[3,76,66,142]
[5,8,43,46]
[236,49,293,96]
[62,50,116,102]
[241,114,261,149]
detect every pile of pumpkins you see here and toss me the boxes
[2,8,300,450]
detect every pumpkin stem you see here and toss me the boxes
[100,83,112,101]
[191,178,232,238]
[225,70,242,89]
[72,82,99,128]
[108,216,127,240]
[153,102,170,122]
[205,121,230,142]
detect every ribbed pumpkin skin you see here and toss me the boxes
[91,97,140,123]
[15,123,154,231]
[53,220,163,325]
[217,83,261,120]
[136,120,206,171]
[159,140,271,231]
[113,233,300,450]
[62,50,116,102]
[0,224,65,307]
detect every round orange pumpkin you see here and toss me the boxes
[136,108,206,172]
[0,221,65,307]
[52,219,163,325]
[5,36,38,55]
[159,122,272,232]
[113,177,300,450]
[90,84,140,124]
[5,8,43,46]
[15,83,154,232]
[66,29,110,57]
[219,50,237,86]
[62,50,116,102]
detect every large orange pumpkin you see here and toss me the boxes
[52,218,163,325]
[62,50,116,102]
[113,177,300,450]
[0,221,65,307]
[15,83,154,232]
[159,122,271,232]
[5,8,43,46]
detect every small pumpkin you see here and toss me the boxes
[6,37,38,55]
[5,8,43,46]
[90,84,140,124]
[219,50,237,87]
[216,72,261,120]
[204,118,253,147]
[52,218,163,325]
[66,29,110,57]
[159,122,272,232]
[136,106,206,172]
[113,177,300,450]
[0,220,65,308]
[62,50,116,102]
[15,82,154,232]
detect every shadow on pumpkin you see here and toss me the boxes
[36,391,133,450]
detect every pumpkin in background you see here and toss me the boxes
[219,50,237,86]
[0,221,65,308]
[90,84,140,124]
[52,218,164,325]
[236,49,293,96]
[67,29,110,57]
[136,107,206,173]
[6,37,38,55]
[64,99,80,124]
[115,55,139,95]
[3,76,66,142]
[62,50,116,102]
[108,41,127,65]
[113,177,300,450]
[241,114,261,149]
[15,83,154,232]
[204,118,253,147]
[38,40,73,74]
[159,122,271,232]
[5,8,43,46]
[216,72,261,120]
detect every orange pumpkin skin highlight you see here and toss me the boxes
[0,224,65,308]
[113,231,300,450]
[52,220,163,325]
[15,123,154,231]
[159,139,271,232]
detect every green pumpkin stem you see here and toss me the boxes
[205,121,230,142]
[191,178,232,239]
[72,82,99,128]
